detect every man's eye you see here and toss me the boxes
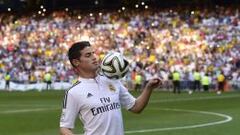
[86,53,91,57]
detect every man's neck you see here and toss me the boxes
[78,72,97,79]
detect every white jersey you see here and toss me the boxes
[60,75,136,135]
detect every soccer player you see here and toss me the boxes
[59,41,161,135]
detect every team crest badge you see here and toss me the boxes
[108,84,116,92]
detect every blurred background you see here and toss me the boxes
[0,0,240,91]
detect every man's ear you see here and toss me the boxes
[72,59,80,66]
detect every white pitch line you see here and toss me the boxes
[0,94,239,107]
[150,94,240,103]
[0,94,239,114]
[74,108,232,135]
[0,104,59,107]
[0,108,58,114]
[124,108,233,134]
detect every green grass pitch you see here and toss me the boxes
[0,90,239,135]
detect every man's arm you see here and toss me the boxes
[60,127,74,135]
[60,91,79,135]
[130,78,161,113]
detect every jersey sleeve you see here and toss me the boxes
[118,82,136,110]
[60,90,80,129]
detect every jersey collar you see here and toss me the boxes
[78,75,100,83]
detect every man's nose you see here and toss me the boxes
[92,54,98,60]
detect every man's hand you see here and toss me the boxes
[145,78,162,90]
[60,127,74,135]
[130,78,162,113]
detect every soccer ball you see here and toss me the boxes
[101,51,129,79]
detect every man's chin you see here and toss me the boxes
[95,66,101,72]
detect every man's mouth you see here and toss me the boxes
[93,61,99,65]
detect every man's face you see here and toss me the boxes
[76,46,99,73]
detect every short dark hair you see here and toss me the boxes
[68,41,91,67]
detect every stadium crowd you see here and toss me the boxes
[0,6,240,90]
